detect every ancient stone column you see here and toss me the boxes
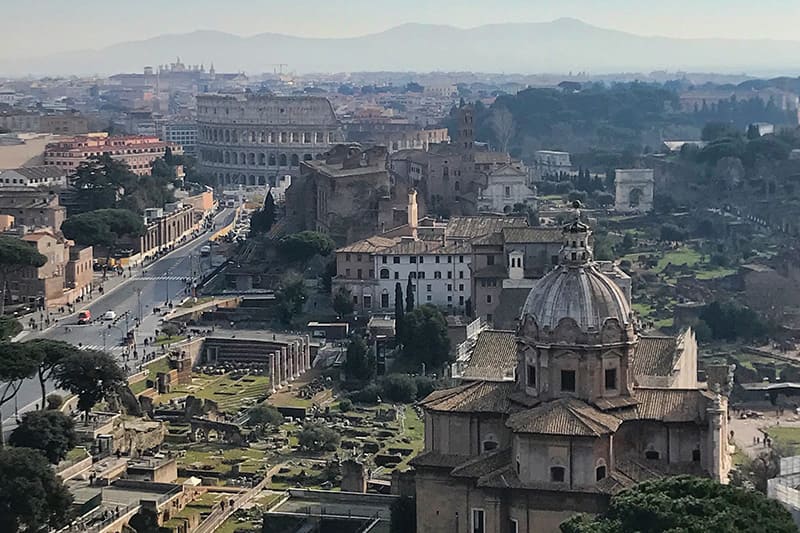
[304,335,312,370]
[291,342,300,378]
[268,352,277,393]
[280,347,289,386]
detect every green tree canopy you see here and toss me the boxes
[0,447,73,532]
[699,301,769,341]
[0,235,47,315]
[333,287,355,318]
[560,475,796,533]
[0,316,22,341]
[0,342,41,444]
[250,190,276,235]
[53,350,126,416]
[72,154,175,213]
[344,334,376,381]
[61,208,145,262]
[401,305,451,369]
[22,339,81,410]
[298,422,341,452]
[9,410,77,464]
[247,404,284,427]
[278,231,336,262]
[276,271,307,325]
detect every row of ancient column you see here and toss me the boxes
[269,335,312,393]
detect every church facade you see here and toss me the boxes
[411,215,731,533]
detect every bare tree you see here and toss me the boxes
[490,106,515,154]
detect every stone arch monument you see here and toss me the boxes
[614,169,654,213]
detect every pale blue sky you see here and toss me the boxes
[5,0,800,59]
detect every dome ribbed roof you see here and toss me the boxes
[521,263,631,332]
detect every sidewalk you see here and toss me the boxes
[14,270,134,341]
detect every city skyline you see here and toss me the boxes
[4,0,800,62]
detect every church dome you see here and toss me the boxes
[520,212,631,332]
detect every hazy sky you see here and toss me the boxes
[5,0,800,60]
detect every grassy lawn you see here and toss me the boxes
[695,267,737,280]
[180,296,216,308]
[129,379,150,394]
[156,334,187,346]
[156,372,270,413]
[656,247,702,271]
[766,426,800,453]
[180,444,270,474]
[65,447,89,462]
[147,357,171,374]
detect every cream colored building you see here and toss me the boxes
[411,216,731,533]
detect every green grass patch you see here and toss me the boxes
[695,267,737,280]
[656,247,702,271]
[156,372,271,413]
[766,427,800,453]
[129,379,151,395]
[180,297,216,309]
[156,335,186,346]
[65,447,89,462]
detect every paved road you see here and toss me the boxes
[1,208,236,429]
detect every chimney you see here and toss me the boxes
[408,189,419,239]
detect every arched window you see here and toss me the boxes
[225,130,230,143]
[247,153,255,166]
[379,269,390,279]
[596,465,607,481]
[290,154,300,167]
[279,154,287,166]
[269,154,276,166]
[259,153,266,166]
[550,466,566,483]
[482,434,499,453]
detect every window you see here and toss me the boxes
[435,256,440,264]
[605,368,617,390]
[486,295,492,303]
[447,271,452,279]
[550,466,566,483]
[393,256,400,264]
[353,295,358,305]
[394,272,399,279]
[596,465,607,481]
[381,256,387,264]
[487,313,493,323]
[381,293,389,308]
[418,272,425,279]
[561,370,576,392]
[357,254,362,261]
[410,272,417,279]
[692,449,701,462]
[447,284,453,291]
[459,271,464,279]
[427,295,432,301]
[459,283,464,291]
[527,364,536,387]
[345,268,351,277]
[571,252,577,261]
[471,509,485,533]
[447,256,453,263]
[551,255,559,265]
[379,269,390,279]
[434,271,442,279]
[345,253,351,262]
[410,256,417,264]
[482,436,498,452]
[459,255,464,263]
[419,256,424,264]
[363,295,372,308]
[504,185,511,197]
[357,269,363,279]
[510,519,519,533]
[459,296,464,305]
[645,450,660,460]
[427,284,432,292]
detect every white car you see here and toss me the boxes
[103,310,117,321]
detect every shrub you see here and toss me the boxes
[46,394,64,410]
[338,398,353,412]
[381,374,418,403]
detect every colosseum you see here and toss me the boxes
[196,93,344,187]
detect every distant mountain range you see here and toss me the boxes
[5,18,800,77]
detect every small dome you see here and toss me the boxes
[521,264,631,332]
